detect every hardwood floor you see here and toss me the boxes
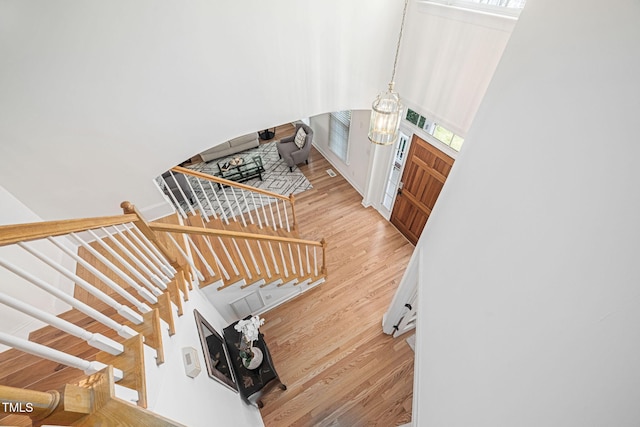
[0,143,416,427]
[258,147,416,426]
[258,122,296,143]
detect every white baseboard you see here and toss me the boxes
[312,143,364,197]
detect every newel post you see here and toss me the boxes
[320,238,327,276]
[289,193,297,229]
[120,201,176,265]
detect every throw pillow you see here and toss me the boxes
[294,128,307,149]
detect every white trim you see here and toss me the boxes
[417,0,522,23]
[378,130,413,220]
[400,104,461,160]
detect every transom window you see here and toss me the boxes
[405,108,464,151]
[420,0,526,17]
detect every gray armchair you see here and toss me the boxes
[161,171,193,204]
[277,123,313,172]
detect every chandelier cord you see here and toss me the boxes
[390,0,410,87]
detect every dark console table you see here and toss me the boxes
[223,320,286,408]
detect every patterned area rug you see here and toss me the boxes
[188,141,312,196]
[174,141,312,218]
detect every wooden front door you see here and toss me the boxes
[390,135,455,245]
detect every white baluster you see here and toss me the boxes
[268,242,279,275]
[202,236,230,280]
[218,237,239,276]
[186,235,215,277]
[69,234,158,305]
[221,187,236,222]
[297,244,304,277]
[0,332,123,381]
[232,238,252,279]
[100,226,166,290]
[276,200,284,230]
[268,198,277,231]
[184,175,209,221]
[306,245,311,275]
[314,246,318,277]
[256,241,271,279]
[210,181,229,225]
[159,176,187,219]
[165,233,205,282]
[231,189,247,227]
[278,243,289,278]
[47,237,152,313]
[241,190,254,225]
[288,243,296,275]
[19,242,144,325]
[198,179,217,219]
[282,199,290,232]
[0,258,137,339]
[87,230,163,295]
[0,292,123,355]
[258,193,270,227]
[113,225,170,284]
[169,170,196,216]
[251,193,262,228]
[244,240,260,275]
[125,224,175,278]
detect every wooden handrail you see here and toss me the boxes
[0,214,138,247]
[148,222,323,247]
[171,166,290,201]
[121,201,178,266]
[1,367,186,426]
[0,385,61,421]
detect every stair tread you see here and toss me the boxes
[0,185,320,403]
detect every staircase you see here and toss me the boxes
[0,168,326,426]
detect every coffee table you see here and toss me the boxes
[216,155,265,186]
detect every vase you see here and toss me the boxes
[243,347,263,370]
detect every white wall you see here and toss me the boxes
[413,0,640,425]
[0,0,402,220]
[396,1,515,136]
[310,110,372,195]
[145,287,264,427]
[0,185,74,349]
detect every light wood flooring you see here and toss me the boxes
[0,140,416,427]
[258,147,416,426]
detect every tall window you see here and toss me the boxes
[329,110,351,163]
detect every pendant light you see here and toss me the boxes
[368,0,410,146]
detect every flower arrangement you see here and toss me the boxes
[234,315,265,367]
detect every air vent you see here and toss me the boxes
[326,169,337,177]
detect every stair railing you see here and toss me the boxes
[0,211,188,408]
[146,220,327,291]
[157,165,298,232]
[0,366,186,426]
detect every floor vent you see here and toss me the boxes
[326,169,337,177]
